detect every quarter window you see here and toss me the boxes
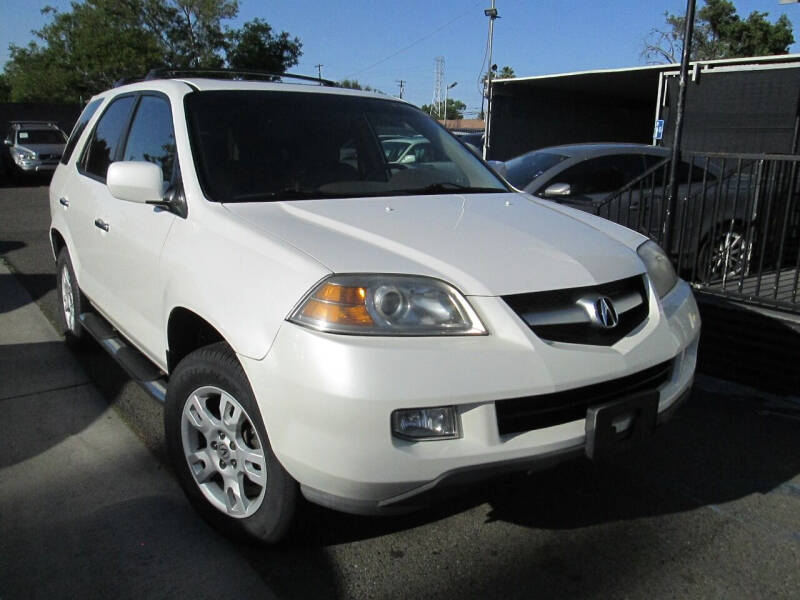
[61,98,103,165]
[82,95,136,179]
[122,95,176,182]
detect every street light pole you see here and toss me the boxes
[664,0,696,253]
[444,81,458,127]
[483,1,498,159]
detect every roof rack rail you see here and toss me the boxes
[112,76,145,88]
[9,120,59,127]
[143,68,337,87]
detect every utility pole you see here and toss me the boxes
[483,1,498,159]
[444,81,458,127]
[396,79,406,99]
[432,57,445,119]
[315,64,324,80]
[664,0,696,253]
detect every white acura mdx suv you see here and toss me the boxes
[49,71,700,543]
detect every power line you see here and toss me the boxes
[344,1,481,79]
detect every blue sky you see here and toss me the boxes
[1,0,798,114]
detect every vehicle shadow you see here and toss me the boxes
[485,388,800,529]
[0,172,53,188]
[0,272,55,311]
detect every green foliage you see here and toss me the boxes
[420,98,466,120]
[496,65,515,79]
[337,79,383,93]
[643,0,794,63]
[226,18,301,72]
[2,0,303,103]
[5,1,164,103]
[0,73,11,102]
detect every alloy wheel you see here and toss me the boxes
[60,264,75,331]
[180,385,268,518]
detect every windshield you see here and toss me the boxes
[504,151,569,190]
[17,129,66,145]
[184,91,508,202]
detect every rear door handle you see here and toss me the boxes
[59,197,69,207]
[94,218,110,232]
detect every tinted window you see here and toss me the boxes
[82,95,135,179]
[504,152,569,189]
[122,95,176,181]
[554,155,647,195]
[61,98,103,165]
[18,130,66,144]
[185,91,507,202]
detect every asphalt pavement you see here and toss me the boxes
[1,179,799,599]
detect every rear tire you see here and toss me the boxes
[165,342,297,544]
[698,226,749,280]
[56,248,87,345]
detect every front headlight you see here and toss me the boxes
[11,148,36,161]
[637,240,678,298]
[289,274,487,336]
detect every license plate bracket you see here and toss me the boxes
[585,391,658,461]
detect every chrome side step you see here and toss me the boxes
[79,313,168,403]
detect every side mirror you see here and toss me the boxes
[107,161,164,203]
[400,154,416,164]
[487,160,507,177]
[3,138,12,146]
[542,182,571,197]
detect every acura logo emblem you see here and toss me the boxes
[594,297,619,329]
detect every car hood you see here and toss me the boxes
[223,192,646,296]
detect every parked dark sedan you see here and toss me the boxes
[493,143,759,279]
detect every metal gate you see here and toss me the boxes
[595,152,800,314]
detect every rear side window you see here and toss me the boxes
[61,98,103,165]
[122,95,176,182]
[554,155,647,195]
[81,95,136,179]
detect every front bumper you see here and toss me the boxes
[240,278,701,515]
[11,156,59,172]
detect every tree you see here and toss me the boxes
[643,0,794,64]
[420,98,466,120]
[0,74,11,102]
[4,1,164,103]
[226,18,301,71]
[2,0,303,103]
[153,0,238,68]
[496,65,515,79]
[337,79,383,93]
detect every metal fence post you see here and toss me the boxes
[664,0,696,253]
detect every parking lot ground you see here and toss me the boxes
[1,182,799,599]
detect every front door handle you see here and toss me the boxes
[59,197,69,207]
[94,218,110,232]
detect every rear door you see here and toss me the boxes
[71,94,138,307]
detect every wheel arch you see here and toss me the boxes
[167,307,228,374]
[50,228,67,262]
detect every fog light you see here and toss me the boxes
[391,407,460,441]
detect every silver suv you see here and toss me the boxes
[4,121,67,175]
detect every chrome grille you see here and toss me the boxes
[503,275,649,346]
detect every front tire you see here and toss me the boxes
[165,342,296,544]
[56,248,87,344]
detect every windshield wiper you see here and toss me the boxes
[395,182,506,195]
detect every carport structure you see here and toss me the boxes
[489,54,800,162]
